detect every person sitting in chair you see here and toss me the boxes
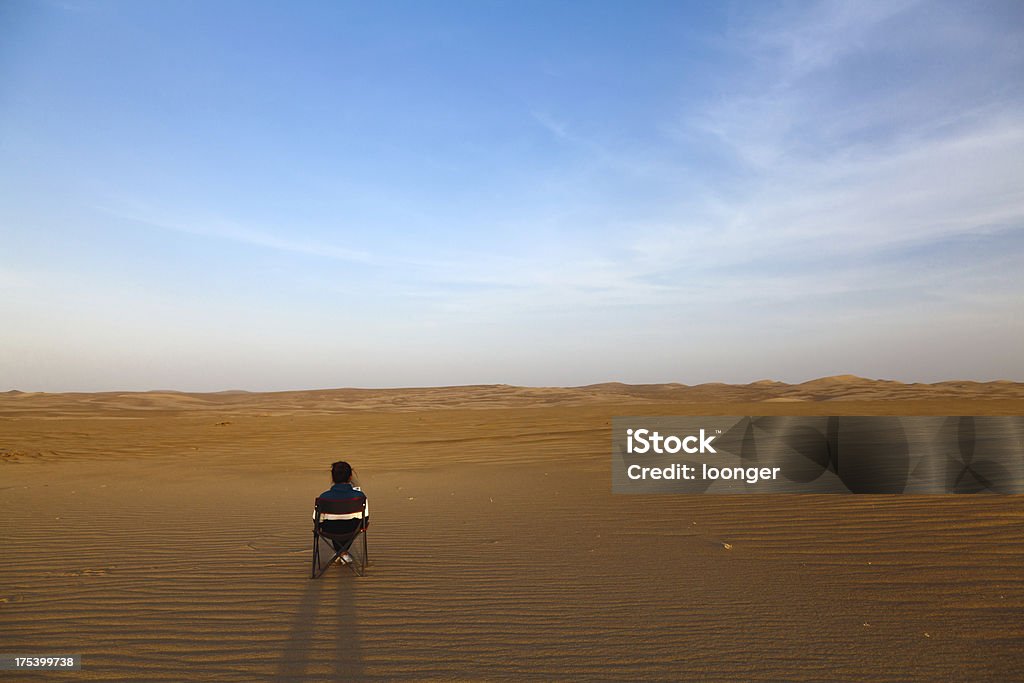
[315,460,369,564]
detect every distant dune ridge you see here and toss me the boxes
[1,375,1022,417]
[1,377,1023,680]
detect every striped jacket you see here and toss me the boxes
[314,482,370,524]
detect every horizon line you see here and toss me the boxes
[4,374,1023,396]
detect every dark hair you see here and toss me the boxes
[331,461,353,484]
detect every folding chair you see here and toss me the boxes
[311,497,368,578]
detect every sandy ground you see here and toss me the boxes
[2,377,1023,681]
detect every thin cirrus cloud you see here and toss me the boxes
[632,2,1024,295]
[96,205,374,265]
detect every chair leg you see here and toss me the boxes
[312,537,347,579]
[345,533,367,577]
[311,532,318,579]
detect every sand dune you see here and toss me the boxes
[3,375,1024,419]
[2,378,1023,680]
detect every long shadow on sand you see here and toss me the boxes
[275,540,364,680]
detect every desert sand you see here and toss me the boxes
[2,377,1023,680]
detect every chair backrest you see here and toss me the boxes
[315,496,366,516]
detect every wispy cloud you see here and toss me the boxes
[741,0,924,80]
[530,110,571,141]
[627,0,1024,301]
[97,204,374,264]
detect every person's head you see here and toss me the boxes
[331,460,353,484]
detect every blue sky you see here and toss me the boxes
[2,0,1022,391]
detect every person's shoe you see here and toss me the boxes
[335,552,354,565]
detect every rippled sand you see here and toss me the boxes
[2,378,1022,680]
